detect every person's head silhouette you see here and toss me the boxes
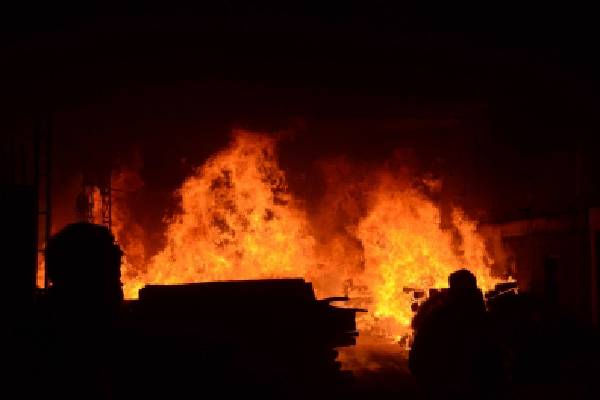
[447,268,486,315]
[448,269,478,292]
[46,223,123,314]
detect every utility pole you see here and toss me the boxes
[34,114,52,289]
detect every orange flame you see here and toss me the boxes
[351,175,499,340]
[113,130,506,341]
[111,167,147,293]
[123,131,317,297]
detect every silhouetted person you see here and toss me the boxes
[409,269,503,399]
[40,222,124,399]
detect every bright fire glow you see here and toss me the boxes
[352,178,498,339]
[108,130,505,341]
[121,132,317,298]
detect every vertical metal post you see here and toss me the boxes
[86,183,95,224]
[44,116,52,289]
[101,170,112,228]
[589,208,600,327]
[33,118,41,288]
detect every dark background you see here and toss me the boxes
[2,1,599,231]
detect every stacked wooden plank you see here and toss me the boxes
[120,279,359,399]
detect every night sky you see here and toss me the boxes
[2,2,600,230]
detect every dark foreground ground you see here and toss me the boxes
[338,339,600,400]
[340,343,423,400]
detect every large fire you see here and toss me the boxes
[110,130,504,341]
[119,132,317,297]
[353,181,498,339]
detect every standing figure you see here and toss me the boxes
[409,269,503,399]
[42,222,124,399]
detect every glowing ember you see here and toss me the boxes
[107,130,506,341]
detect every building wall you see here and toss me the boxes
[503,230,590,321]
[483,210,598,325]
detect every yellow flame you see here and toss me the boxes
[114,130,506,341]
[123,131,316,297]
